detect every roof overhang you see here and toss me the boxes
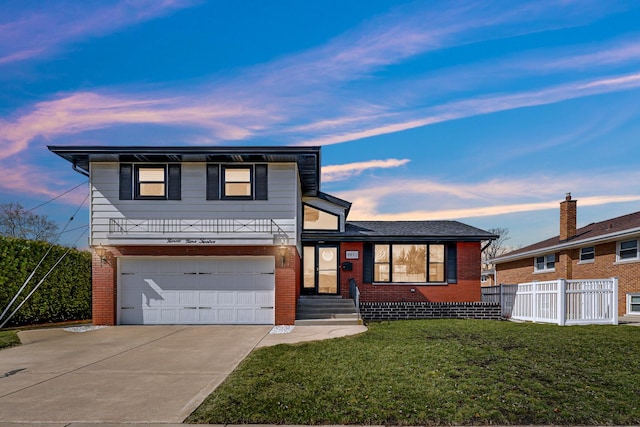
[491,227,640,264]
[48,145,321,196]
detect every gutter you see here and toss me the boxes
[491,226,640,264]
[72,162,90,177]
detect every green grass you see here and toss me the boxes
[0,330,20,349]
[187,319,640,425]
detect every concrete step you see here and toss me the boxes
[298,306,357,314]
[295,317,364,326]
[296,312,360,320]
[295,296,361,325]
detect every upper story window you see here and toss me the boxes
[119,163,181,201]
[223,166,253,198]
[617,239,639,262]
[136,166,166,198]
[206,164,268,201]
[579,246,595,263]
[534,253,555,272]
[373,244,445,283]
[303,205,339,230]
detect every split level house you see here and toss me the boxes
[49,145,496,326]
[492,193,640,317]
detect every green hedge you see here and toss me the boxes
[0,236,91,327]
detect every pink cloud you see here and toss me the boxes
[0,0,197,65]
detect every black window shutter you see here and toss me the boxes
[255,164,268,200]
[167,164,181,200]
[206,164,220,200]
[119,163,133,200]
[447,243,458,284]
[363,243,373,283]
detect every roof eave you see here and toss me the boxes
[491,226,640,264]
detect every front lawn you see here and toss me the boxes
[0,330,20,349]
[187,319,640,425]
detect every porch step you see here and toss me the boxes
[295,296,362,325]
[295,317,363,326]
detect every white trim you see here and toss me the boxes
[616,238,640,262]
[533,253,556,273]
[627,293,640,315]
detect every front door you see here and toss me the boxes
[302,245,339,295]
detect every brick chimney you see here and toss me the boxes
[560,192,577,241]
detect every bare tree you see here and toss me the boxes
[482,227,510,269]
[0,202,59,242]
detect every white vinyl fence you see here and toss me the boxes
[511,278,618,325]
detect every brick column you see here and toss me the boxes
[274,246,300,325]
[92,251,117,325]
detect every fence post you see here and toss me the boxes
[612,277,619,325]
[558,279,566,326]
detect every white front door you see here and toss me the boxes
[119,257,275,325]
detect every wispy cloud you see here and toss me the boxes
[349,195,640,222]
[0,0,197,65]
[334,172,640,221]
[1,0,639,199]
[0,92,277,160]
[296,71,640,147]
[0,160,88,205]
[322,159,410,182]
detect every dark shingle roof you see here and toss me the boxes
[303,220,496,242]
[494,210,640,262]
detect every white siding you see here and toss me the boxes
[91,162,299,246]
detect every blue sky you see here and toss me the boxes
[2,0,640,249]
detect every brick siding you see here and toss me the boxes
[360,301,502,321]
[345,241,483,303]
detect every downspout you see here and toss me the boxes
[481,239,495,286]
[73,162,90,177]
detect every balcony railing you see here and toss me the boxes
[109,218,290,242]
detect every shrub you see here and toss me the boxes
[0,236,91,327]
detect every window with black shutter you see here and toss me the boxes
[208,164,268,201]
[119,163,181,200]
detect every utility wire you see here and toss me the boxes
[0,226,89,328]
[0,193,89,324]
[26,180,88,212]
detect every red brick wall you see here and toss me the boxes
[275,247,300,325]
[92,251,117,325]
[496,241,640,316]
[91,245,299,326]
[354,242,483,303]
[339,242,364,299]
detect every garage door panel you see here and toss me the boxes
[160,309,179,323]
[199,307,216,322]
[255,309,273,323]
[237,292,255,305]
[119,257,275,325]
[217,292,236,305]
[255,291,274,306]
[217,309,235,323]
[237,309,255,323]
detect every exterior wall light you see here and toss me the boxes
[277,245,288,267]
[95,243,109,266]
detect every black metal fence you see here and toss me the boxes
[481,284,518,318]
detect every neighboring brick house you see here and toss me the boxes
[49,145,496,326]
[492,193,640,317]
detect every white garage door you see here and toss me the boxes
[119,257,275,325]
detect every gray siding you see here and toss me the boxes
[90,162,299,245]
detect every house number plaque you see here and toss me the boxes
[345,250,359,259]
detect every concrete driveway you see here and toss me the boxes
[0,325,271,424]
